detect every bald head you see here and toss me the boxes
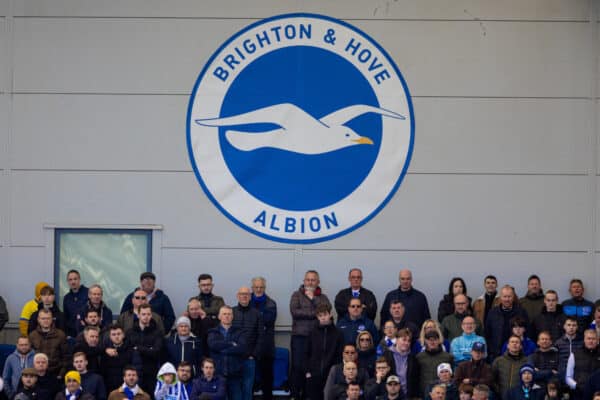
[237,286,252,306]
[399,269,413,291]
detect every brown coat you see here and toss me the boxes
[28,326,69,377]
[108,387,151,400]
[472,294,500,328]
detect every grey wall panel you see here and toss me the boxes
[12,0,590,20]
[302,250,592,322]
[13,19,590,97]
[0,172,6,245]
[2,246,47,323]
[412,98,591,174]
[160,247,296,326]
[0,18,6,93]
[0,95,7,169]
[8,170,291,248]
[0,1,8,16]
[313,174,590,251]
[11,95,591,174]
[11,94,190,171]
[356,19,592,98]
[10,172,589,251]
[13,18,248,94]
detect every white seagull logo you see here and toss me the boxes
[195,103,405,155]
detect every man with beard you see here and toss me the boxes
[191,274,225,324]
[519,275,545,324]
[73,326,102,373]
[2,336,35,399]
[107,366,150,400]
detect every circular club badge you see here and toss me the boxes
[187,13,414,243]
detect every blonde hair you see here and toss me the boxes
[419,319,445,347]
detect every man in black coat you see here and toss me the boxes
[250,277,278,400]
[73,351,106,400]
[100,324,141,392]
[233,286,263,400]
[485,285,529,360]
[305,304,345,400]
[334,268,378,322]
[531,290,566,343]
[381,269,430,330]
[126,304,163,396]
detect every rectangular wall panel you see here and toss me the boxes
[0,94,7,169]
[2,246,47,323]
[11,95,591,174]
[9,172,590,251]
[11,94,190,171]
[0,18,7,93]
[302,250,592,322]
[412,97,591,174]
[0,172,6,245]
[12,0,590,20]
[13,19,591,97]
[160,248,296,326]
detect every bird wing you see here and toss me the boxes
[320,105,405,127]
[195,103,323,131]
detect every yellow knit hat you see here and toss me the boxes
[64,370,81,384]
[35,282,50,299]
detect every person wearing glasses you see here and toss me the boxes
[334,268,378,322]
[232,287,263,400]
[324,345,370,400]
[116,289,164,335]
[441,295,483,342]
[338,298,379,346]
[120,272,176,332]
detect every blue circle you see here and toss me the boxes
[219,46,380,211]
[186,13,415,244]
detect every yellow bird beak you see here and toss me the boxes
[353,136,374,145]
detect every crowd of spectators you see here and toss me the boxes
[0,269,599,400]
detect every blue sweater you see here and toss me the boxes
[189,375,226,400]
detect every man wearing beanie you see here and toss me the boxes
[20,282,50,336]
[425,363,458,400]
[54,371,94,400]
[165,316,204,377]
[504,365,543,400]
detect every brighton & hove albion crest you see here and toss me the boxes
[187,13,414,243]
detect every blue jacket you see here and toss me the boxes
[501,337,537,357]
[189,375,226,400]
[164,332,204,377]
[336,315,379,345]
[63,285,89,337]
[207,325,247,378]
[2,348,35,398]
[562,298,594,335]
[450,333,486,364]
[121,288,176,332]
[380,287,431,330]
